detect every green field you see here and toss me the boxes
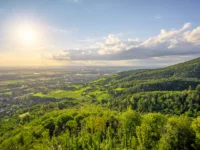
[84,88,110,101]
[33,89,85,100]
[33,86,111,101]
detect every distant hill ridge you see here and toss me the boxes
[91,57,200,93]
[117,57,200,81]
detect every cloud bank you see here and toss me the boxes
[45,23,200,66]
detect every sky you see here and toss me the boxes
[0,0,200,67]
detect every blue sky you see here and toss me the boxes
[0,0,200,66]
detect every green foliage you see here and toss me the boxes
[1,106,200,150]
[1,57,200,149]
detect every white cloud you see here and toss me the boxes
[97,34,128,55]
[45,55,200,67]
[47,22,200,63]
[181,22,191,31]
[184,27,200,45]
[105,34,121,45]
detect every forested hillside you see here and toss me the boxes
[1,57,200,149]
[89,57,200,96]
[117,57,200,80]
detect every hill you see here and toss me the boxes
[1,57,200,149]
[117,57,200,80]
[29,57,200,116]
[90,57,200,93]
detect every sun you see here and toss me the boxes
[21,28,35,42]
[17,24,38,44]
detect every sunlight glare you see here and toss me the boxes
[17,24,38,45]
